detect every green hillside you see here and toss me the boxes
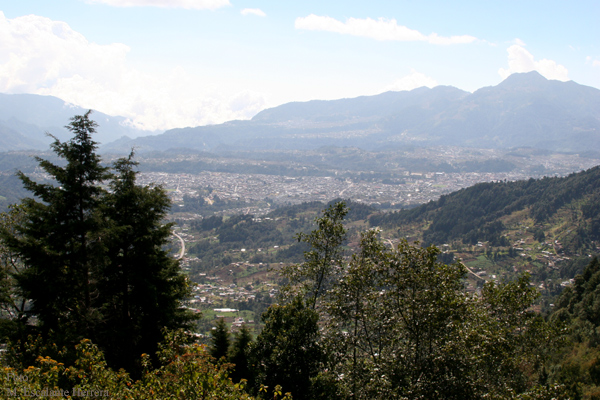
[371,166,600,252]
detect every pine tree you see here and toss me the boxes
[229,324,252,383]
[97,152,195,373]
[4,111,110,345]
[0,205,28,340]
[210,317,230,361]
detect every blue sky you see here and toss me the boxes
[0,0,598,131]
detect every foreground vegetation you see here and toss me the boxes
[0,201,581,399]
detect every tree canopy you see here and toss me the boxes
[255,202,566,399]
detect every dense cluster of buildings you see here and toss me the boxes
[136,169,580,212]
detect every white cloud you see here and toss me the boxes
[0,12,267,131]
[384,70,438,92]
[241,8,266,17]
[498,44,569,81]
[295,14,477,45]
[84,0,230,10]
[593,60,600,68]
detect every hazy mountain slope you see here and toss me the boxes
[422,72,600,149]
[251,85,469,123]
[0,124,48,151]
[101,86,474,153]
[0,93,156,150]
[104,72,600,154]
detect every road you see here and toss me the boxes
[172,231,185,259]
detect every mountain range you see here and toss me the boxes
[102,71,600,154]
[0,71,599,154]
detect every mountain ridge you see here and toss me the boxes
[101,71,600,154]
[1,72,599,154]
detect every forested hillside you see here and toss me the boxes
[370,166,600,254]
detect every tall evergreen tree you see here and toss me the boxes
[4,112,110,345]
[0,205,28,341]
[229,324,253,383]
[97,152,194,372]
[210,317,230,361]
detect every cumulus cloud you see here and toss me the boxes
[84,0,230,10]
[384,70,438,92]
[295,14,477,44]
[593,60,600,68]
[0,12,267,131]
[241,8,266,17]
[498,44,569,81]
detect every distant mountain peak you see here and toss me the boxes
[498,71,549,89]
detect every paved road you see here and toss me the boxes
[173,231,185,259]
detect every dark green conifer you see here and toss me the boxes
[5,111,110,344]
[229,324,252,383]
[210,317,230,361]
[97,152,195,373]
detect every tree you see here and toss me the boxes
[249,203,347,399]
[548,258,600,398]
[97,152,195,373]
[281,201,347,309]
[3,111,111,346]
[229,324,253,383]
[0,112,195,372]
[249,296,323,400]
[326,235,476,399]
[292,201,562,399]
[0,205,29,341]
[210,317,230,361]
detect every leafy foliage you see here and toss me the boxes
[547,258,600,398]
[256,202,564,399]
[0,331,259,400]
[281,201,347,309]
[249,296,323,400]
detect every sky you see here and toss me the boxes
[0,0,598,132]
